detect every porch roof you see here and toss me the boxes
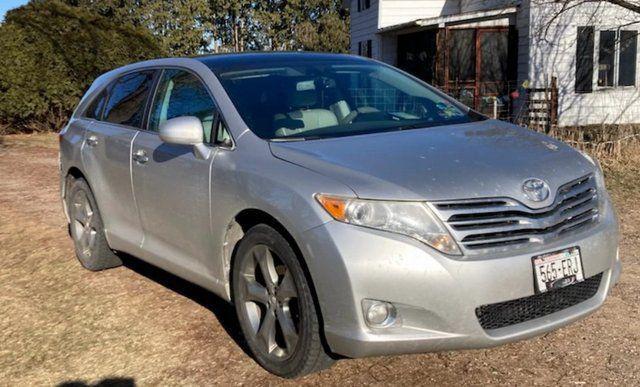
[377,6,518,33]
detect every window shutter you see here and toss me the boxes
[575,26,594,93]
[619,30,637,86]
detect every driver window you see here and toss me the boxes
[148,69,216,143]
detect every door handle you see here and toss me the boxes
[85,135,98,147]
[133,149,148,164]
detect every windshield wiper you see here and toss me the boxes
[270,137,307,142]
[394,122,435,131]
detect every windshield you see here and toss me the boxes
[210,58,484,140]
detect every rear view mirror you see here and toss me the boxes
[159,116,211,160]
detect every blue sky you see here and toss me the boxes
[0,0,29,22]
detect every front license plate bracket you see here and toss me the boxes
[532,247,585,294]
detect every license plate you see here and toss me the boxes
[532,247,584,293]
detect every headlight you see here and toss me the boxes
[315,194,461,255]
[580,151,608,216]
[580,151,606,190]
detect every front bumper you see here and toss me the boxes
[300,199,620,358]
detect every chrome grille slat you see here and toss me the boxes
[435,202,520,219]
[557,188,596,212]
[461,208,598,244]
[452,219,521,230]
[431,174,599,253]
[450,200,598,233]
[559,194,597,215]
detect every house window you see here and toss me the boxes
[597,29,637,88]
[358,40,372,58]
[448,29,476,82]
[598,31,616,87]
[576,27,637,92]
[357,0,371,12]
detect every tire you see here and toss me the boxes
[66,177,122,271]
[232,224,334,378]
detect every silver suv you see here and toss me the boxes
[59,53,621,378]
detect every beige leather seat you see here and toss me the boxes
[274,88,340,137]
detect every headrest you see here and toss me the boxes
[287,79,317,109]
[290,89,317,109]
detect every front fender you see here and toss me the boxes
[209,138,355,300]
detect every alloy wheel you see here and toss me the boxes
[72,191,97,259]
[238,245,300,359]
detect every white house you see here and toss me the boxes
[349,0,640,126]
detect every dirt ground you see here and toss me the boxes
[1,133,638,386]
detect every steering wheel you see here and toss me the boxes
[344,108,399,124]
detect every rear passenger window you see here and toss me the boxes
[103,71,155,128]
[148,69,216,142]
[85,90,107,120]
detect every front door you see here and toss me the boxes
[131,68,218,279]
[445,27,512,116]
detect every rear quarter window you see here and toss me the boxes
[84,90,107,120]
[103,71,156,128]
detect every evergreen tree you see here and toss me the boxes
[65,0,213,55]
[0,0,166,133]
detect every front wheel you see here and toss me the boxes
[232,224,334,378]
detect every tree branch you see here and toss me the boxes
[596,0,640,14]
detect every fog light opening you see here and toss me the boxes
[363,299,397,328]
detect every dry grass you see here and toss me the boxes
[0,133,638,385]
[547,124,640,161]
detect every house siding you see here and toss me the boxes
[378,0,460,28]
[528,0,640,126]
[350,0,381,57]
[515,0,530,85]
[460,0,517,13]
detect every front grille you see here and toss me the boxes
[475,273,603,330]
[432,174,599,252]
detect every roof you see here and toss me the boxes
[378,6,518,33]
[195,51,369,69]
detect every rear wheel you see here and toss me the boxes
[232,224,333,378]
[66,177,122,271]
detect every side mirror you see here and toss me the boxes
[159,116,211,160]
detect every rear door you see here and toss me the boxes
[81,70,157,252]
[130,68,218,278]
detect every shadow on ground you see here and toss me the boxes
[118,253,251,358]
[58,377,135,387]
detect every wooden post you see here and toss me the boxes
[436,28,447,90]
[550,76,558,127]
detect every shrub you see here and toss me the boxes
[0,0,166,133]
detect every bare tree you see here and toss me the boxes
[545,0,639,14]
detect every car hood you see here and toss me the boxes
[269,120,595,209]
